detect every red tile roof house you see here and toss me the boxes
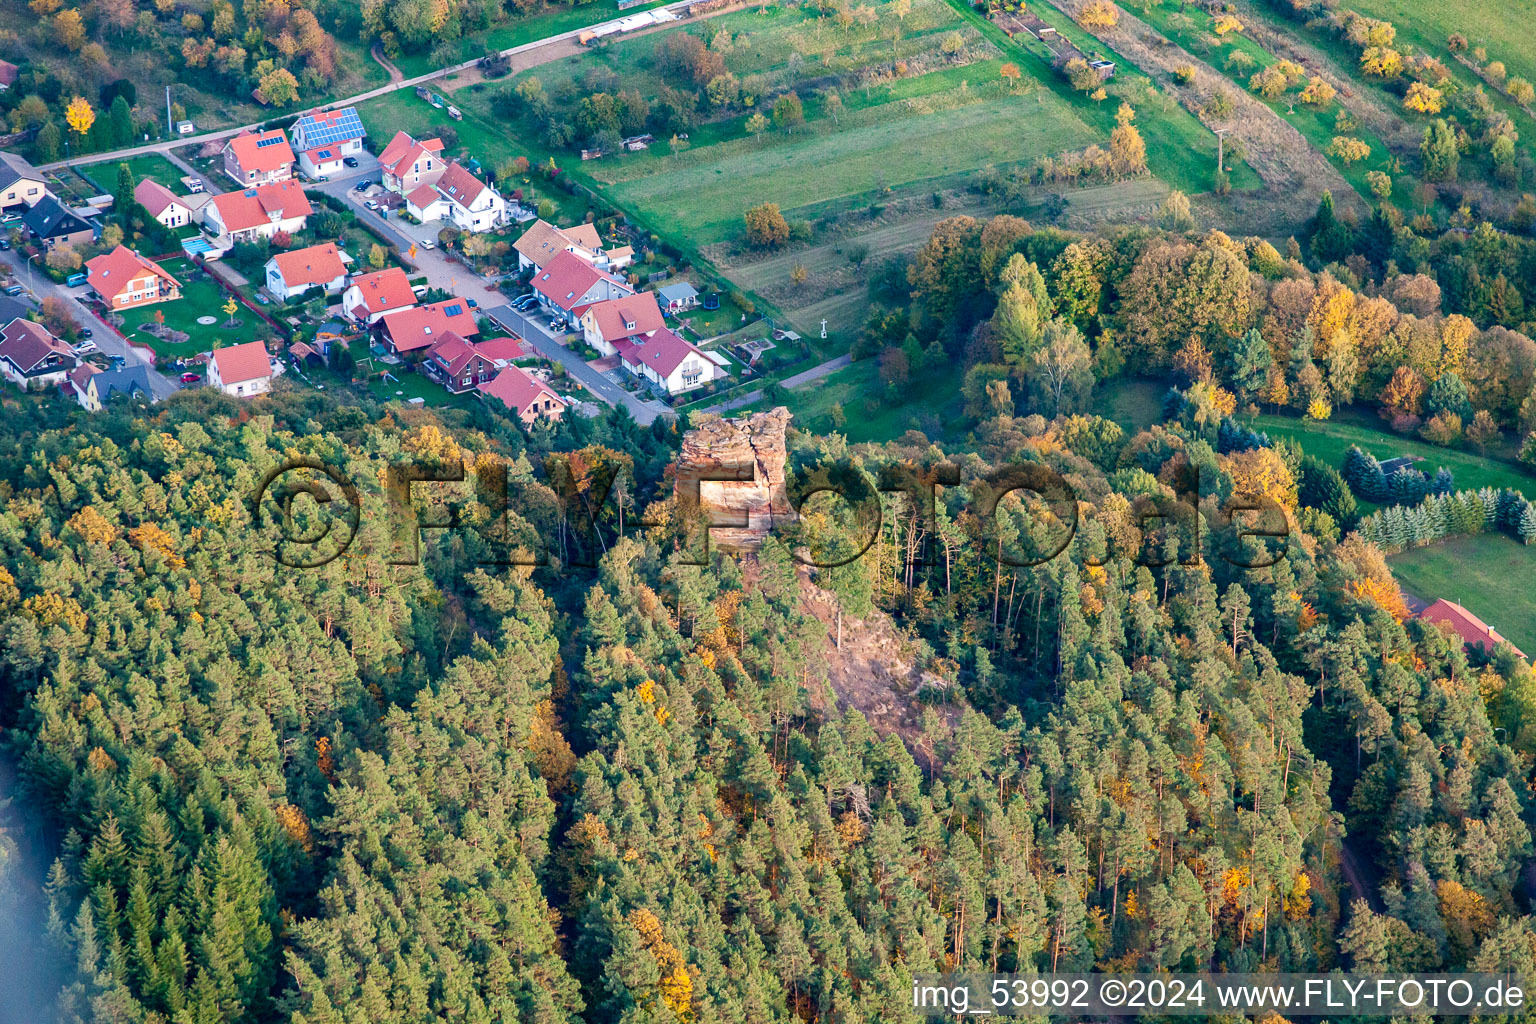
[480,365,565,427]
[531,250,632,317]
[342,267,417,325]
[221,129,295,186]
[378,298,479,357]
[133,179,195,230]
[207,340,276,397]
[85,245,182,310]
[203,181,312,245]
[263,242,350,301]
[616,327,722,396]
[1418,599,1528,660]
[580,292,665,356]
[0,318,78,389]
[422,331,501,393]
[378,131,446,197]
[0,59,18,91]
[431,162,508,233]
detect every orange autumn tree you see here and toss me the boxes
[1347,576,1410,621]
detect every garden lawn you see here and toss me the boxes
[79,154,189,193]
[117,257,277,361]
[1387,532,1536,657]
[1253,411,1536,498]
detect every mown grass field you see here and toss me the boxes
[602,91,1092,244]
[1254,411,1536,498]
[79,155,190,193]
[119,258,274,360]
[1388,533,1536,657]
[743,355,965,442]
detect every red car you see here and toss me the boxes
[180,372,200,384]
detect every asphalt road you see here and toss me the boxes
[12,257,181,401]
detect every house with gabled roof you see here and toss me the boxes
[203,181,312,244]
[222,129,295,186]
[432,162,508,233]
[23,195,98,251]
[74,364,154,411]
[378,131,446,196]
[0,152,49,211]
[580,292,665,355]
[615,327,721,395]
[0,317,77,388]
[1418,599,1528,660]
[290,107,366,177]
[134,179,195,229]
[422,331,501,393]
[263,242,349,301]
[530,250,632,317]
[342,266,417,325]
[513,218,604,273]
[378,298,479,356]
[85,246,181,310]
[207,340,276,397]
[480,365,565,427]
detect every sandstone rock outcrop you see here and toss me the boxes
[678,406,794,551]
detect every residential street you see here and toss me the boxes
[31,0,704,176]
[11,258,182,401]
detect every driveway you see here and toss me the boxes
[699,353,852,415]
[483,304,671,425]
[13,260,181,401]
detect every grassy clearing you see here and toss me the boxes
[79,155,190,193]
[1253,410,1536,498]
[1388,533,1536,656]
[117,257,278,361]
[1097,376,1167,432]
[745,354,966,442]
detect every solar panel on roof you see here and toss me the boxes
[296,108,365,149]
[444,303,464,316]
[255,136,284,148]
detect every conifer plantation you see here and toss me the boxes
[4,283,1536,1021]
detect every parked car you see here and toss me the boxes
[65,272,88,287]
[467,298,478,308]
[180,372,200,384]
[0,239,10,251]
[420,239,435,250]
[354,180,370,191]
[446,105,462,121]
[365,200,379,210]
[2,284,22,297]
[73,341,97,355]
[187,178,204,193]
[79,327,92,338]
[343,156,359,168]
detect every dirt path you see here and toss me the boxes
[371,43,404,84]
[1047,0,1363,232]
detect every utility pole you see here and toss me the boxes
[1214,127,1228,174]
[166,85,173,135]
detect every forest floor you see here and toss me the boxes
[798,566,962,767]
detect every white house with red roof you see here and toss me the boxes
[433,162,508,233]
[221,129,295,186]
[580,292,665,355]
[85,246,182,310]
[133,179,195,229]
[480,365,565,427]
[531,250,632,317]
[0,317,77,388]
[203,181,312,245]
[615,327,721,395]
[263,242,350,301]
[513,219,604,273]
[342,266,417,325]
[378,131,446,196]
[378,298,479,356]
[289,107,367,178]
[422,331,501,393]
[207,340,277,397]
